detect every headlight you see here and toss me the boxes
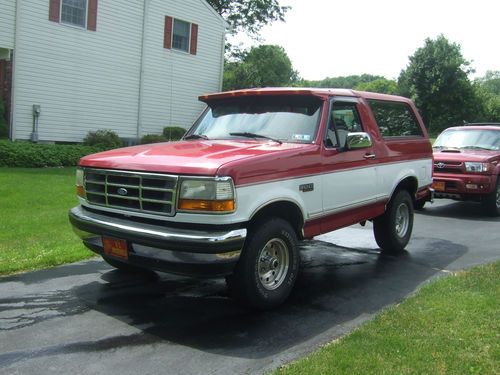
[178,177,235,213]
[464,162,490,173]
[76,168,86,198]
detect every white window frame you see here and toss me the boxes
[60,0,88,29]
[171,18,192,53]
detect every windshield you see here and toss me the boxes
[433,129,500,151]
[188,96,323,144]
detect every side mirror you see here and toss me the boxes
[346,132,372,150]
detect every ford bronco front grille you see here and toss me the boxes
[83,169,178,216]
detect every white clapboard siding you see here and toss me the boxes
[12,0,143,141]
[11,0,225,142]
[0,0,16,49]
[139,0,225,136]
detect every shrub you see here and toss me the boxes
[83,130,122,150]
[162,126,186,141]
[0,140,100,167]
[140,134,167,144]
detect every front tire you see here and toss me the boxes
[227,218,300,310]
[374,190,414,254]
[483,178,500,217]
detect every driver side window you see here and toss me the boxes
[325,102,363,148]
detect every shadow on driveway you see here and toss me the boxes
[0,237,467,368]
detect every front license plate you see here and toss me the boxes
[102,237,128,260]
[432,181,445,192]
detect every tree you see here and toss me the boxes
[206,0,289,38]
[475,71,500,122]
[223,45,298,90]
[300,74,384,89]
[398,35,480,134]
[355,78,398,94]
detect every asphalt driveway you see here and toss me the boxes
[0,199,498,374]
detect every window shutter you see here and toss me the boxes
[48,0,60,22]
[164,16,173,49]
[190,23,198,55]
[87,0,98,31]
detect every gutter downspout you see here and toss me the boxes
[10,0,21,140]
[136,0,150,142]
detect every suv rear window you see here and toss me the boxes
[368,100,423,138]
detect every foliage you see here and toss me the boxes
[0,99,8,139]
[223,45,298,90]
[162,126,186,141]
[276,261,500,375]
[140,134,168,144]
[474,71,500,122]
[397,35,481,134]
[300,74,385,89]
[0,140,99,167]
[355,78,398,95]
[82,129,122,150]
[206,0,289,38]
[0,168,93,275]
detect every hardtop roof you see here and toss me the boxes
[199,87,413,103]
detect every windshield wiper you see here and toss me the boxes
[184,134,209,140]
[229,132,282,145]
[461,145,492,151]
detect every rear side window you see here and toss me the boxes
[368,100,423,137]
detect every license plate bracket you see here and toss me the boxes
[102,237,129,260]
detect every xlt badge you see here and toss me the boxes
[299,183,314,192]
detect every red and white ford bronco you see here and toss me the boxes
[69,88,433,309]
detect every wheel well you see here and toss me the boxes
[394,177,418,201]
[249,201,304,239]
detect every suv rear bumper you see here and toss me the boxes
[69,206,247,277]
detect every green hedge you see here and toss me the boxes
[0,140,101,167]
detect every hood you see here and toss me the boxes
[433,148,499,163]
[79,140,309,175]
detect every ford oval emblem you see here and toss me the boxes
[117,188,128,196]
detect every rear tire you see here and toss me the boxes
[483,178,500,217]
[227,217,300,310]
[374,190,414,254]
[102,256,149,273]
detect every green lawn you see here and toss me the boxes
[0,168,94,275]
[276,262,499,375]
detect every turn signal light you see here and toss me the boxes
[178,199,235,212]
[76,185,86,198]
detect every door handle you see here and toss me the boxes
[363,153,376,160]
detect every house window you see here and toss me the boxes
[172,19,190,52]
[61,0,87,28]
[164,16,198,55]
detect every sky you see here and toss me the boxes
[233,0,500,81]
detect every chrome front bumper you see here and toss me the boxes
[69,206,247,276]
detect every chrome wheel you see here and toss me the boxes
[258,238,289,291]
[395,202,410,238]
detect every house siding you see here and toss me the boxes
[11,0,225,142]
[140,0,225,136]
[0,0,16,49]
